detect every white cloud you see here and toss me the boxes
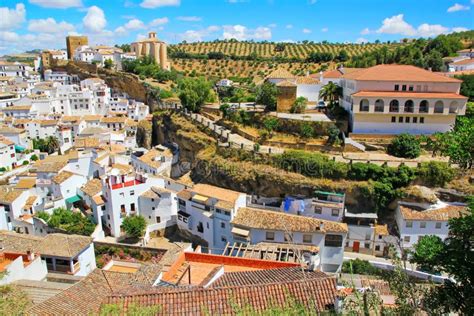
[302,28,312,34]
[222,25,272,41]
[286,24,293,29]
[268,23,277,28]
[321,27,328,32]
[356,37,368,44]
[360,27,370,35]
[452,27,469,32]
[28,18,75,34]
[207,25,220,32]
[416,23,449,37]
[140,0,180,9]
[29,0,82,8]
[447,3,470,12]
[376,14,416,36]
[83,6,107,33]
[149,17,169,26]
[308,0,317,4]
[0,4,26,30]
[177,16,202,22]
[178,25,220,42]
[124,18,146,30]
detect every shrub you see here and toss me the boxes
[290,97,307,114]
[22,161,29,165]
[387,134,421,158]
[39,208,95,236]
[299,122,314,139]
[342,259,381,275]
[417,161,456,187]
[122,215,147,239]
[30,154,38,161]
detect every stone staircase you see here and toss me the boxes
[13,279,74,304]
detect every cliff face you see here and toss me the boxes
[136,120,153,149]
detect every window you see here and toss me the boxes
[404,100,414,113]
[374,99,384,112]
[156,216,161,223]
[359,99,369,112]
[364,243,370,249]
[314,207,322,214]
[435,222,442,229]
[221,236,227,243]
[197,222,204,233]
[265,231,275,241]
[434,101,444,113]
[325,235,343,247]
[420,222,426,228]
[398,117,403,123]
[405,117,410,123]
[152,207,155,211]
[389,100,399,112]
[420,117,424,124]
[406,221,413,228]
[413,117,417,123]
[331,209,339,217]
[402,85,407,91]
[365,232,371,240]
[408,85,414,91]
[394,84,399,91]
[404,236,411,243]
[449,101,458,114]
[375,245,380,251]
[303,234,312,243]
[391,116,396,123]
[419,100,429,113]
[130,190,135,196]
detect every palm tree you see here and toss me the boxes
[319,82,343,106]
[45,136,60,154]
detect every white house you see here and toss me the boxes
[457,48,474,59]
[73,46,96,63]
[340,64,468,135]
[139,186,178,235]
[0,137,17,170]
[448,58,474,72]
[395,203,468,249]
[231,207,348,273]
[131,146,173,177]
[0,251,47,285]
[176,184,247,253]
[216,79,233,87]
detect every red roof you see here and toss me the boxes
[352,91,467,99]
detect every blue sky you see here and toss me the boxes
[0,0,473,54]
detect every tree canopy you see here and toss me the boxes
[178,77,213,113]
[319,82,342,105]
[256,82,277,111]
[122,215,147,239]
[36,208,96,236]
[387,133,421,159]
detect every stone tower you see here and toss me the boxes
[276,80,297,113]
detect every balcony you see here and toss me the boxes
[110,179,143,190]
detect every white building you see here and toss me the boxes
[176,184,247,253]
[131,146,173,177]
[457,48,474,59]
[340,64,468,135]
[216,79,233,87]
[44,70,78,85]
[266,69,322,103]
[73,45,96,63]
[139,186,178,235]
[395,203,468,249]
[448,58,474,72]
[0,61,29,78]
[0,251,47,285]
[231,207,348,273]
[0,137,17,170]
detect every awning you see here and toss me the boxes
[231,227,250,237]
[15,145,26,152]
[66,195,82,204]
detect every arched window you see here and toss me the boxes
[419,100,429,113]
[434,101,444,113]
[359,99,369,112]
[404,100,414,113]
[449,101,458,114]
[389,100,399,112]
[374,99,384,112]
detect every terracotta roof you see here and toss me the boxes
[83,115,103,121]
[92,195,105,205]
[0,187,24,204]
[210,267,330,288]
[39,234,92,258]
[352,91,467,99]
[0,136,14,146]
[15,178,37,189]
[23,195,38,209]
[342,64,462,83]
[61,116,82,123]
[52,170,75,184]
[399,204,468,221]
[451,58,474,65]
[2,105,31,111]
[81,178,103,197]
[74,137,100,148]
[295,76,320,84]
[374,224,389,236]
[111,163,133,174]
[0,126,24,134]
[232,207,348,233]
[101,116,127,123]
[33,156,68,173]
[106,277,337,314]
[138,148,172,170]
[36,119,58,126]
[266,68,295,79]
[140,189,159,199]
[190,183,242,204]
[276,80,297,87]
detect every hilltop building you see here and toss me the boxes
[66,36,89,60]
[131,32,170,70]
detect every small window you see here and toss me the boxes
[325,234,343,247]
[420,117,424,124]
[404,236,411,242]
[413,117,417,123]
[314,207,322,214]
[364,242,370,249]
[303,234,312,243]
[220,222,225,229]
[405,117,410,123]
[402,85,407,91]
[375,245,380,251]
[391,116,396,123]
[406,221,413,228]
[394,84,399,91]
[266,231,275,241]
[221,236,227,243]
[156,216,161,223]
[331,209,339,217]
[420,222,426,229]
[408,85,414,91]
[435,222,442,229]
[398,117,403,123]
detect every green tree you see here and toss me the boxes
[327,125,340,145]
[39,208,95,236]
[411,200,474,314]
[410,235,444,274]
[435,116,473,168]
[387,133,421,158]
[319,81,342,106]
[290,97,307,113]
[30,154,38,161]
[178,77,212,113]
[103,59,113,69]
[256,82,277,111]
[456,74,474,101]
[337,49,349,62]
[299,122,313,139]
[416,161,455,187]
[219,103,231,119]
[424,50,443,71]
[263,116,279,137]
[121,215,147,239]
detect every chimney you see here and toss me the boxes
[27,250,35,261]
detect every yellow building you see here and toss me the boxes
[276,80,297,113]
[131,32,170,70]
[66,36,89,60]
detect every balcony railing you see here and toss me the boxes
[110,179,143,190]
